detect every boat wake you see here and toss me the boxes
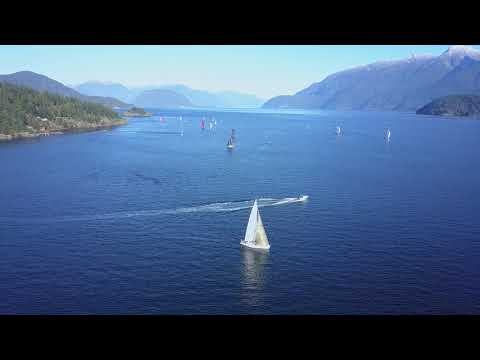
[0,196,308,224]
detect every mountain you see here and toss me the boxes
[215,90,264,108]
[0,71,81,98]
[0,71,130,108]
[417,95,480,117]
[158,85,264,108]
[85,95,130,108]
[263,45,480,112]
[75,81,264,108]
[0,82,124,141]
[134,89,193,108]
[74,82,134,103]
[159,84,223,108]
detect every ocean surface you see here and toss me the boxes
[1,108,479,314]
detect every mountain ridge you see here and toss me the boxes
[134,89,193,108]
[263,46,480,112]
[0,71,130,109]
[74,82,264,108]
[416,94,480,117]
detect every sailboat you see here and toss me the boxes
[240,200,270,250]
[201,118,205,130]
[336,126,341,135]
[180,116,184,136]
[226,129,235,149]
[387,129,391,141]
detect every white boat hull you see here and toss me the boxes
[240,241,270,250]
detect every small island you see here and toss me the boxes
[123,107,152,117]
[0,83,126,142]
[417,95,480,118]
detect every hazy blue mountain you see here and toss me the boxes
[74,82,133,103]
[158,84,220,108]
[134,89,193,108]
[417,95,480,117]
[153,84,264,108]
[75,82,263,108]
[0,71,130,108]
[263,45,480,111]
[215,90,264,108]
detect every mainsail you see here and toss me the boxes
[241,200,270,250]
[227,129,235,149]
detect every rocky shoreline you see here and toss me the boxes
[123,106,152,117]
[0,118,126,142]
[123,112,152,117]
[416,95,480,118]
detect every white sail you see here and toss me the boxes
[241,200,270,250]
[243,200,258,246]
[255,212,269,248]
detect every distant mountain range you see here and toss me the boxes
[263,45,480,112]
[417,95,480,117]
[74,82,264,109]
[135,89,193,108]
[0,71,130,109]
[75,82,133,104]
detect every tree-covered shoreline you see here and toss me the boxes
[0,83,126,139]
[123,106,152,117]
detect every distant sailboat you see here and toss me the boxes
[201,118,205,130]
[227,129,235,149]
[387,129,391,141]
[336,126,341,135]
[240,200,270,250]
[180,116,184,136]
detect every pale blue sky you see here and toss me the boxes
[1,45,479,99]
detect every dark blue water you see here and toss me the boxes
[1,108,480,314]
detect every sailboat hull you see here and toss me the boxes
[240,241,270,250]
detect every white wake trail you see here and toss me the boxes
[0,196,308,224]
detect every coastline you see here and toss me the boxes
[123,112,152,117]
[0,118,126,142]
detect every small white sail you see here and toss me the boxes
[387,129,391,141]
[241,200,270,250]
[336,126,341,135]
